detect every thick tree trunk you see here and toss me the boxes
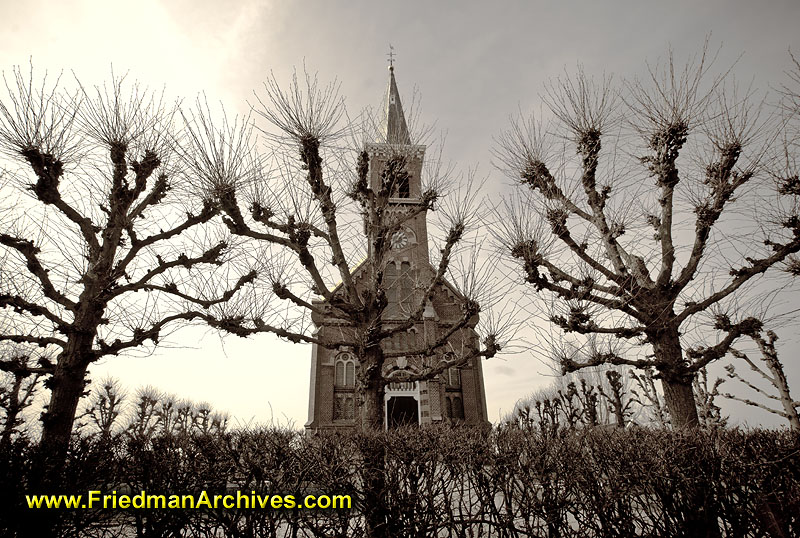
[37,300,102,473]
[660,378,698,429]
[23,353,90,538]
[359,351,390,538]
[651,330,720,537]
[362,444,389,538]
[361,378,384,431]
[39,355,90,473]
[651,330,700,429]
[778,391,800,435]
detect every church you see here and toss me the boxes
[305,63,488,431]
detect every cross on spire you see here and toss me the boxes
[387,44,395,71]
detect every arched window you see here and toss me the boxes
[334,353,356,388]
[444,395,464,422]
[398,173,410,198]
[441,356,464,423]
[440,356,462,389]
[452,397,464,420]
[446,367,461,388]
[333,352,356,421]
[408,328,417,348]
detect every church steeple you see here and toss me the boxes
[305,58,489,432]
[384,65,411,145]
[365,58,429,262]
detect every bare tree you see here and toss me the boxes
[0,352,46,447]
[630,367,670,427]
[510,365,641,429]
[494,46,800,428]
[0,67,255,480]
[80,376,126,440]
[722,329,800,433]
[598,369,636,428]
[126,385,161,440]
[693,367,728,429]
[79,378,230,442]
[183,69,508,433]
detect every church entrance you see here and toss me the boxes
[384,380,420,429]
[386,396,419,428]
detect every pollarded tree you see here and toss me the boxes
[79,376,126,441]
[0,67,256,477]
[509,366,640,430]
[494,47,800,428]
[693,367,728,430]
[182,66,509,538]
[722,328,800,433]
[0,351,46,447]
[181,67,507,434]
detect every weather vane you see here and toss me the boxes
[387,44,395,70]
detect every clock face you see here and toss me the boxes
[390,230,409,250]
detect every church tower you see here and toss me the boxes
[305,63,489,430]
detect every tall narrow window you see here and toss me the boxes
[333,352,356,421]
[452,397,464,420]
[442,358,464,423]
[446,367,461,388]
[399,262,412,309]
[385,261,398,305]
[335,362,345,387]
[408,328,417,348]
[398,173,410,198]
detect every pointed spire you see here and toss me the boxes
[384,63,411,145]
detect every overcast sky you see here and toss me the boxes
[2,0,799,428]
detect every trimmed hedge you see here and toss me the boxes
[2,426,798,537]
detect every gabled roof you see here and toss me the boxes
[321,257,472,321]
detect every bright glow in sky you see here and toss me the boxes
[2,0,799,428]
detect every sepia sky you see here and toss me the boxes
[2,0,799,428]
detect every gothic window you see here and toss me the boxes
[408,327,417,348]
[440,356,462,389]
[335,354,355,387]
[445,367,461,389]
[385,261,398,304]
[333,352,356,421]
[444,395,465,422]
[384,259,419,313]
[452,396,464,420]
[382,327,418,353]
[382,157,410,198]
[398,173,410,198]
[399,262,412,308]
[441,355,464,423]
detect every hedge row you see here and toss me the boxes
[2,426,798,537]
